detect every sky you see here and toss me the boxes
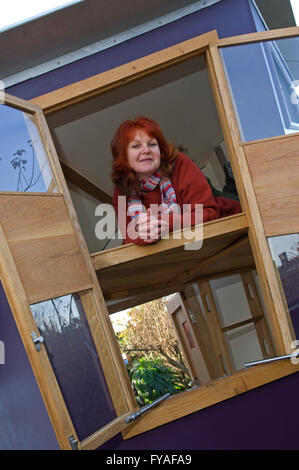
[0,0,299,31]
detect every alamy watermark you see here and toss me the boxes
[0,340,5,365]
[95,197,203,250]
[0,80,5,105]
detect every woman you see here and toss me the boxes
[111,116,241,245]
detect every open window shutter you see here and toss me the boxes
[0,93,137,450]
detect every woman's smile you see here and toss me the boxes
[127,129,161,179]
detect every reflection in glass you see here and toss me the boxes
[268,234,299,338]
[0,104,57,192]
[220,37,299,142]
[30,292,116,441]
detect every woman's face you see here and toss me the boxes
[127,129,161,179]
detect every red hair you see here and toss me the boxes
[111,116,178,196]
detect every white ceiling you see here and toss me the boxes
[47,54,225,198]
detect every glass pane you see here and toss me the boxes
[0,104,58,192]
[220,36,299,142]
[268,234,299,338]
[30,292,116,441]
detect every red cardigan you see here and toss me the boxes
[113,153,241,245]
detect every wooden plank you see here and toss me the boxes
[4,92,41,114]
[0,194,92,303]
[243,134,299,236]
[167,294,211,384]
[92,212,249,270]
[30,30,218,114]
[98,232,252,305]
[221,315,264,333]
[241,271,275,358]
[171,235,250,285]
[80,413,134,451]
[197,280,234,376]
[168,295,198,382]
[218,26,299,47]
[182,285,222,379]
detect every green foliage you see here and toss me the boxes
[129,356,186,406]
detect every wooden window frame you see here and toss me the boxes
[22,26,299,441]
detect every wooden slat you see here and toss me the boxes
[96,229,252,305]
[197,280,234,376]
[167,294,211,385]
[221,315,264,333]
[92,212,248,270]
[182,285,222,379]
[241,271,275,357]
[167,295,198,382]
[0,194,92,303]
[243,134,299,237]
[218,26,299,47]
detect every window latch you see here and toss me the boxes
[31,331,44,352]
[244,352,299,369]
[125,392,170,423]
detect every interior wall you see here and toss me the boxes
[68,182,121,252]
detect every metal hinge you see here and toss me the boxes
[125,392,170,423]
[68,435,78,450]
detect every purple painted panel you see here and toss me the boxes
[100,370,299,450]
[7,0,257,100]
[0,282,59,450]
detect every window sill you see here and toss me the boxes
[122,359,299,439]
[92,212,250,313]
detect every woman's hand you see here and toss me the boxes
[136,209,168,243]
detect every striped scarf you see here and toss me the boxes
[127,171,178,219]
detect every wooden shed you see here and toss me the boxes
[1,0,299,451]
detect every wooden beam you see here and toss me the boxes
[168,234,249,285]
[92,213,249,270]
[217,26,299,47]
[60,160,112,204]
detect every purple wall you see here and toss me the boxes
[100,371,299,450]
[7,0,257,100]
[4,0,298,451]
[0,282,59,450]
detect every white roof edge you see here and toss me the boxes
[4,0,222,89]
[0,0,84,34]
